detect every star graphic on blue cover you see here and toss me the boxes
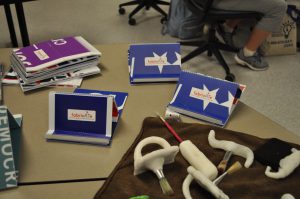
[151,52,181,73]
[220,91,235,114]
[190,85,219,110]
[193,86,235,113]
[201,85,219,110]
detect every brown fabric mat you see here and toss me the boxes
[94,117,300,199]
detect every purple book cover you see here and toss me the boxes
[14,36,99,72]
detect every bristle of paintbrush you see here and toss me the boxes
[217,160,228,174]
[226,161,242,174]
[159,177,174,196]
[213,161,243,185]
[217,151,233,174]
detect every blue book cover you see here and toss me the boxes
[74,89,128,137]
[74,88,128,120]
[45,92,118,145]
[0,106,22,190]
[168,71,246,126]
[128,43,181,83]
[11,114,22,181]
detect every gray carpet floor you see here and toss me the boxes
[0,0,299,138]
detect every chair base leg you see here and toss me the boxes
[156,0,170,5]
[118,0,169,25]
[182,44,208,63]
[151,4,167,18]
[129,3,145,19]
[181,41,236,81]
[4,4,18,47]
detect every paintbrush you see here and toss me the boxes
[134,136,178,196]
[156,112,218,180]
[213,161,242,185]
[217,151,233,174]
[155,112,183,143]
[155,169,174,195]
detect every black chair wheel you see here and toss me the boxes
[129,18,136,25]
[119,8,125,15]
[160,17,167,24]
[225,73,235,82]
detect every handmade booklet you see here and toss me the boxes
[19,66,100,92]
[128,43,181,84]
[3,67,84,88]
[45,90,127,145]
[0,106,22,190]
[74,88,128,120]
[12,36,101,73]
[167,71,246,126]
[11,55,98,83]
[2,67,20,85]
[9,36,101,92]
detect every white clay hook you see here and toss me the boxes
[134,136,179,176]
[265,148,300,179]
[208,130,254,168]
[182,166,229,199]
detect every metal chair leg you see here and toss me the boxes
[129,3,145,19]
[182,44,208,63]
[4,4,18,47]
[151,4,167,18]
[15,2,30,46]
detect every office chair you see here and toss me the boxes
[181,0,263,81]
[118,0,170,25]
[1,0,33,47]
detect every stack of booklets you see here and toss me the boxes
[10,36,101,92]
[167,71,246,126]
[128,43,181,84]
[2,67,83,88]
[0,106,22,190]
[45,89,128,146]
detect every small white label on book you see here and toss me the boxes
[34,49,49,60]
[190,87,216,101]
[190,86,219,110]
[144,56,168,66]
[68,109,96,122]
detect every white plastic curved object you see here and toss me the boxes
[134,136,179,175]
[208,130,254,168]
[180,140,218,180]
[182,174,194,199]
[182,166,229,199]
[281,193,295,199]
[265,148,300,179]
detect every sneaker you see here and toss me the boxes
[234,49,269,71]
[216,24,236,48]
[257,46,266,56]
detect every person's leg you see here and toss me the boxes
[245,28,270,51]
[225,19,241,30]
[213,0,287,70]
[213,0,287,34]
[235,27,271,70]
[216,19,242,48]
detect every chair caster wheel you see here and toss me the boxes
[119,8,125,15]
[129,18,136,25]
[160,17,167,24]
[225,73,235,82]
